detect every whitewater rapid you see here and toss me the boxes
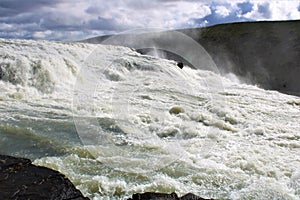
[0,39,299,200]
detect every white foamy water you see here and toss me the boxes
[0,39,299,200]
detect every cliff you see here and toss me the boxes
[84,20,300,96]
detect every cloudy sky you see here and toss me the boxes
[1,0,300,41]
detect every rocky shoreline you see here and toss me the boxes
[0,154,88,200]
[0,154,215,200]
[127,192,215,200]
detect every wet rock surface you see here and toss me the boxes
[127,192,215,200]
[0,154,89,200]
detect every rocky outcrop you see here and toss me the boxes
[127,192,215,200]
[169,106,185,115]
[0,154,89,200]
[188,20,300,96]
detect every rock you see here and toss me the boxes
[169,106,185,115]
[180,193,215,200]
[0,65,3,79]
[129,192,178,200]
[0,154,89,200]
[127,192,215,200]
[177,62,184,69]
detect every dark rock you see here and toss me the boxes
[177,62,184,69]
[0,66,2,79]
[127,192,215,200]
[129,192,178,200]
[180,193,214,200]
[0,154,89,200]
[169,106,185,115]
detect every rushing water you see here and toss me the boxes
[0,38,299,200]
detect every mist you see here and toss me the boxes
[84,20,300,96]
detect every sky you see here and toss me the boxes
[0,0,300,41]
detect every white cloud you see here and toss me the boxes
[0,0,300,40]
[83,0,211,29]
[242,0,300,20]
[0,23,14,31]
[268,1,300,20]
[32,30,52,39]
[215,6,231,17]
